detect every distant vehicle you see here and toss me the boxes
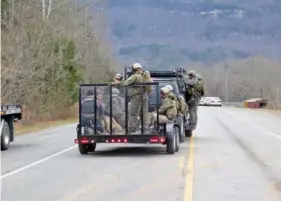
[199,97,206,106]
[204,97,211,106]
[209,97,222,107]
[1,104,23,150]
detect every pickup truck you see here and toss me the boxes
[1,104,23,150]
[125,67,192,139]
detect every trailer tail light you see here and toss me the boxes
[150,136,159,143]
[150,136,165,143]
[74,137,94,144]
[159,137,165,143]
[106,138,128,143]
[81,139,89,143]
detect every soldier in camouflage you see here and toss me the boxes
[151,87,177,123]
[182,70,200,130]
[112,63,150,133]
[166,85,176,100]
[111,88,126,128]
[196,74,205,101]
[165,84,188,116]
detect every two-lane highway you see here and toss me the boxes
[1,107,281,200]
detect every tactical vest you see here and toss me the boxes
[176,96,188,114]
[128,74,144,97]
[185,81,201,105]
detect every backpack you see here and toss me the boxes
[176,95,188,114]
[142,71,153,93]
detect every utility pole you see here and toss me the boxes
[224,63,228,103]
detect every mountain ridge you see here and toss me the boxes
[103,0,281,68]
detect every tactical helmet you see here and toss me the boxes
[112,88,120,95]
[165,85,173,91]
[115,73,123,80]
[196,74,203,81]
[188,70,196,77]
[160,87,169,94]
[132,63,142,70]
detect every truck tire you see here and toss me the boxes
[1,120,10,151]
[166,129,176,154]
[185,130,193,137]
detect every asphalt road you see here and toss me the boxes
[1,107,281,201]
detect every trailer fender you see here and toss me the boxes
[165,123,176,140]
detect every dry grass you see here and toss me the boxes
[15,117,78,135]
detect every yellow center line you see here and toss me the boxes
[184,133,195,201]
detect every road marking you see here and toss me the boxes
[224,110,281,140]
[0,145,77,180]
[184,134,195,201]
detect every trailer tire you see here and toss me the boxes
[175,126,180,152]
[185,129,193,137]
[87,143,96,152]
[166,130,176,154]
[179,120,185,143]
[1,121,10,151]
[78,143,88,155]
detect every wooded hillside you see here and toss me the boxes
[1,0,119,123]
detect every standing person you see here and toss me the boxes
[196,74,205,100]
[110,88,126,128]
[183,70,200,130]
[112,63,150,134]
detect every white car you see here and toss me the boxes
[209,97,222,107]
[199,99,205,106]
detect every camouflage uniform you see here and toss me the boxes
[151,87,177,124]
[111,88,126,128]
[196,74,205,101]
[158,89,177,123]
[142,71,153,95]
[183,71,200,130]
[119,71,149,133]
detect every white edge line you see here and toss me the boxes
[1,145,77,180]
[223,109,281,140]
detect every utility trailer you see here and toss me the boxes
[74,82,181,155]
[1,104,23,150]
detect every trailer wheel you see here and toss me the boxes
[179,120,185,143]
[185,129,193,137]
[175,126,180,152]
[78,143,88,155]
[166,130,176,154]
[87,143,96,152]
[1,121,10,151]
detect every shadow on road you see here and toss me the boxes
[87,146,168,157]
